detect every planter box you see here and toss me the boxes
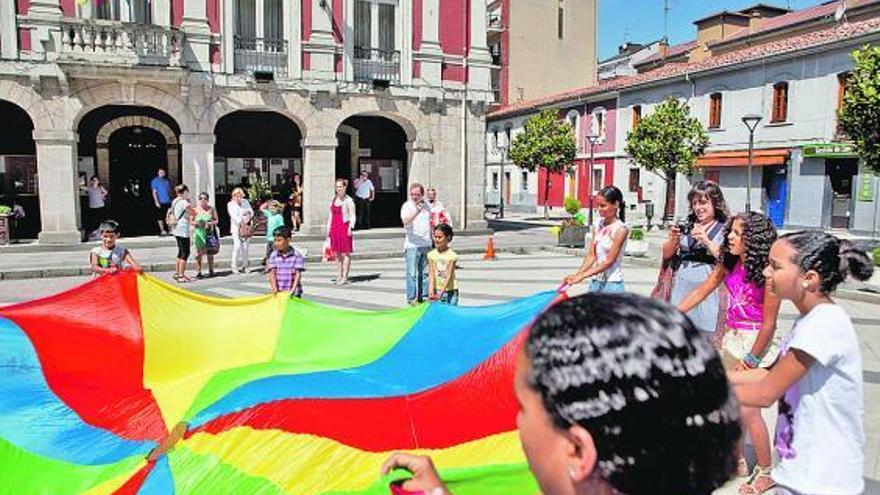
[558,225,589,248]
[626,239,649,257]
[0,214,10,245]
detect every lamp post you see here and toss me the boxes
[741,113,762,213]
[585,133,599,227]
[492,128,510,218]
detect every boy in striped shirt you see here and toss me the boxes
[267,226,305,297]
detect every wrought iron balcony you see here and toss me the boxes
[59,19,184,66]
[353,47,400,85]
[234,36,288,78]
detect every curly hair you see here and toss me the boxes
[719,212,777,286]
[687,180,729,224]
[780,231,874,294]
[525,293,741,495]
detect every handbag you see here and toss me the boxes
[205,227,221,255]
[237,220,253,240]
[165,199,185,227]
[650,255,679,302]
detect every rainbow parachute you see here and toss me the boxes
[0,272,557,494]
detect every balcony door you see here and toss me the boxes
[353,0,399,83]
[235,0,282,49]
[93,0,151,23]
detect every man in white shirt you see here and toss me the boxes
[400,183,432,304]
[354,170,375,230]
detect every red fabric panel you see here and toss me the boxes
[111,461,154,495]
[0,273,167,441]
[190,333,526,451]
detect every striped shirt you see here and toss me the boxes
[268,248,305,295]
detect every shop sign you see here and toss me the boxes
[857,169,876,202]
[802,142,857,158]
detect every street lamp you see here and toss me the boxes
[492,127,511,218]
[741,113,762,213]
[585,133,600,227]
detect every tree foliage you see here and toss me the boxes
[839,45,880,173]
[508,109,577,211]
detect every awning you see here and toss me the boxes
[697,148,790,167]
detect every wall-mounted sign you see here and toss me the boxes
[358,148,372,158]
[857,167,876,202]
[802,142,858,158]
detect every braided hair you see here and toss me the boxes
[719,211,777,286]
[525,293,741,495]
[780,231,874,294]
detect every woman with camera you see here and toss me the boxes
[661,180,728,336]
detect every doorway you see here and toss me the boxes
[763,166,787,228]
[826,159,857,229]
[108,127,168,236]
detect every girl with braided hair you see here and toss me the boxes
[381,293,742,495]
[678,211,781,493]
[731,231,873,495]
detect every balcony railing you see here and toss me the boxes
[353,47,400,85]
[59,19,184,66]
[487,11,503,31]
[234,36,288,78]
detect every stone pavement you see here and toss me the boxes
[1,252,878,492]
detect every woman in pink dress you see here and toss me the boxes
[326,178,356,285]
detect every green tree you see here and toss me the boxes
[624,97,709,222]
[839,45,880,173]
[508,109,577,218]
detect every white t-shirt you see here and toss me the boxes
[87,186,106,209]
[773,303,864,495]
[355,179,374,199]
[90,244,129,270]
[592,218,627,283]
[400,200,432,249]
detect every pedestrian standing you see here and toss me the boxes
[400,183,432,304]
[353,170,375,230]
[267,226,306,297]
[85,176,108,236]
[563,186,628,292]
[261,199,285,269]
[426,187,451,230]
[327,178,355,285]
[150,168,173,236]
[291,173,303,232]
[169,185,194,283]
[662,180,728,334]
[227,187,254,274]
[677,211,781,492]
[192,192,218,279]
[731,231,874,495]
[427,223,458,305]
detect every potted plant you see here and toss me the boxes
[247,177,273,236]
[0,205,11,245]
[626,227,648,257]
[555,196,590,248]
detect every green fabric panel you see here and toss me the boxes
[0,436,144,494]
[324,463,539,495]
[184,300,427,420]
[168,446,286,495]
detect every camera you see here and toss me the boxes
[676,218,693,235]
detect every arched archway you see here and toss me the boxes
[213,110,303,232]
[77,105,181,237]
[336,115,408,228]
[0,99,38,239]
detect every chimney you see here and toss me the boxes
[658,39,669,59]
[748,8,763,31]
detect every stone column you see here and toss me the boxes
[306,0,338,79]
[223,0,235,74]
[418,0,442,86]
[406,139,433,189]
[181,0,212,71]
[0,0,18,60]
[34,130,81,244]
[467,0,492,93]
[301,135,337,235]
[180,133,216,205]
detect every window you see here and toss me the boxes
[771,82,789,123]
[264,0,283,45]
[521,171,529,191]
[628,169,640,193]
[131,0,151,24]
[592,168,603,192]
[591,108,607,142]
[94,0,120,20]
[354,0,396,52]
[565,109,580,149]
[354,1,372,50]
[708,92,722,129]
[557,0,564,39]
[632,105,641,130]
[837,72,850,135]
[492,172,499,191]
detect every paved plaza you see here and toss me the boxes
[1,250,878,493]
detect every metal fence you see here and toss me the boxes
[353,47,400,84]
[233,36,288,78]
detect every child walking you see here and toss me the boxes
[261,200,285,270]
[678,211,780,493]
[267,226,305,297]
[731,231,873,495]
[427,223,458,305]
[564,186,628,292]
[89,220,140,275]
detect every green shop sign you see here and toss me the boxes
[802,142,858,158]
[858,166,876,202]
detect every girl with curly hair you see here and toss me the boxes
[731,231,873,495]
[381,293,742,495]
[678,211,780,494]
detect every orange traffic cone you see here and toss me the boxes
[482,235,497,260]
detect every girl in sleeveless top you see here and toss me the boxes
[678,211,781,494]
[326,178,355,285]
[564,186,628,292]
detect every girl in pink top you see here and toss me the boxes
[678,211,781,494]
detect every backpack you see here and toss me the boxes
[165,199,186,227]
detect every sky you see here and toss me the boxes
[598,0,831,60]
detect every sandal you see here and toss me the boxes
[738,465,776,495]
[736,458,750,478]
[173,274,192,284]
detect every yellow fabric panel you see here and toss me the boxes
[138,276,288,427]
[80,461,147,495]
[182,428,525,495]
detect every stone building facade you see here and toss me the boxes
[0,0,493,242]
